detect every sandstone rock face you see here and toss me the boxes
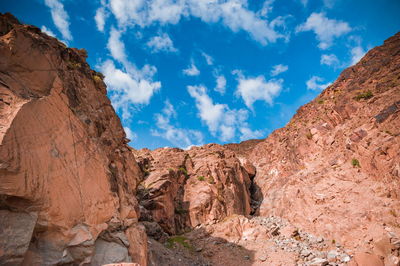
[134,144,252,235]
[233,32,400,261]
[0,13,146,265]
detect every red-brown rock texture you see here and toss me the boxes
[134,144,252,235]
[0,13,146,265]
[228,32,400,264]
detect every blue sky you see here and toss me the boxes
[1,0,399,149]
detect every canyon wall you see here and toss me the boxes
[0,13,146,266]
[230,32,400,264]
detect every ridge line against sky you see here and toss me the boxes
[2,0,399,149]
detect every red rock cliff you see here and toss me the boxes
[234,32,400,264]
[0,13,147,266]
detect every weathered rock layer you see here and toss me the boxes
[134,144,252,235]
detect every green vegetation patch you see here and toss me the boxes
[179,167,188,177]
[166,236,192,250]
[354,90,373,100]
[351,158,360,168]
[197,176,205,181]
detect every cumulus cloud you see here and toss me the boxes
[296,12,351,49]
[107,27,128,63]
[258,0,274,17]
[306,76,331,91]
[106,0,286,45]
[214,75,227,94]
[270,64,288,76]
[151,100,203,148]
[102,28,161,119]
[201,52,214,65]
[350,45,366,65]
[95,7,107,32]
[41,26,56,37]
[147,33,177,53]
[320,54,339,66]
[235,73,283,109]
[100,60,161,120]
[183,61,200,76]
[187,85,262,141]
[239,127,263,141]
[44,0,72,41]
[124,127,137,142]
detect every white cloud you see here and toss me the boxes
[320,54,339,66]
[41,26,55,37]
[106,26,158,79]
[270,64,288,76]
[183,61,200,76]
[187,85,262,141]
[350,45,366,65]
[239,127,263,141]
[95,7,107,32]
[187,85,224,134]
[306,76,331,91]
[201,52,214,65]
[124,127,137,142]
[44,0,72,41]
[109,0,183,27]
[151,100,203,148]
[296,12,351,49]
[107,27,127,63]
[214,75,227,94]
[258,0,274,17]
[107,0,286,45]
[147,33,177,53]
[235,74,283,109]
[100,27,161,119]
[100,60,161,119]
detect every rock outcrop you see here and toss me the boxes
[134,144,252,235]
[229,32,400,264]
[0,13,146,265]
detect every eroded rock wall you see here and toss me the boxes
[134,144,252,235]
[237,33,400,261]
[0,13,146,266]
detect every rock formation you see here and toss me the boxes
[226,32,400,265]
[1,11,400,266]
[0,13,146,266]
[134,144,252,235]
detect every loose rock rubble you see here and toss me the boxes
[178,215,353,266]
